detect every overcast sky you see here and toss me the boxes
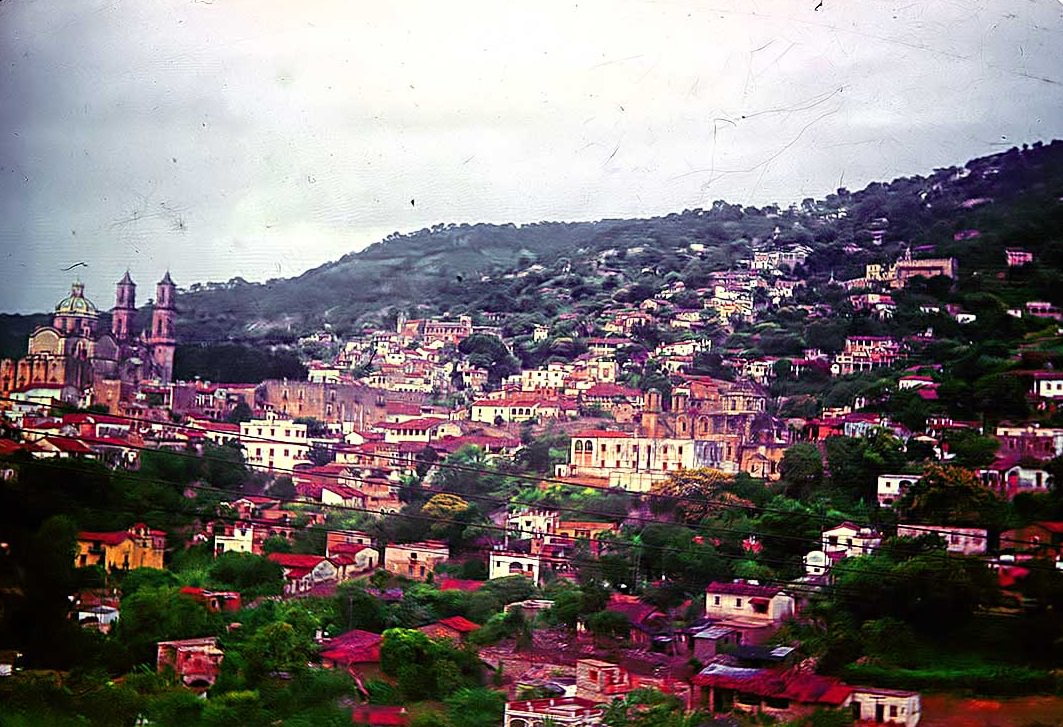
[2,0,1062,313]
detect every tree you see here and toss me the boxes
[780,443,825,499]
[649,468,741,523]
[602,688,706,726]
[226,401,253,424]
[586,611,631,643]
[242,621,315,682]
[445,687,505,727]
[208,552,284,598]
[896,464,1006,527]
[423,493,471,521]
[832,552,998,634]
[268,475,296,499]
[115,587,222,666]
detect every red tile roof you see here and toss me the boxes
[375,417,449,431]
[437,616,480,633]
[321,629,383,666]
[437,578,485,592]
[267,553,333,569]
[692,666,851,706]
[78,530,129,546]
[706,581,783,598]
[350,705,409,726]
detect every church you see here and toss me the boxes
[0,272,177,410]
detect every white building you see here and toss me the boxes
[822,522,882,559]
[213,524,254,555]
[897,525,988,555]
[878,474,919,508]
[849,686,921,726]
[705,581,795,625]
[489,551,543,585]
[239,415,310,472]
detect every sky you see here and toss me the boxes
[1,0,1062,313]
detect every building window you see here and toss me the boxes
[713,596,720,606]
[890,705,899,717]
[736,598,742,608]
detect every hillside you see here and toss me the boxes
[5,140,1063,352]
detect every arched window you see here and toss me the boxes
[574,441,583,453]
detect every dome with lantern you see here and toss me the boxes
[54,280,99,318]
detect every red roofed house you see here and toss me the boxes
[375,417,460,444]
[267,553,339,596]
[693,664,853,719]
[320,629,383,670]
[978,457,1053,499]
[351,705,409,726]
[157,637,224,690]
[604,594,667,647]
[1000,521,1063,558]
[470,393,578,424]
[705,581,795,645]
[328,542,379,578]
[178,587,242,613]
[419,616,480,642]
[76,523,165,570]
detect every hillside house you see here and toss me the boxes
[978,457,1053,499]
[383,541,449,581]
[351,705,410,726]
[822,522,883,559]
[1032,371,1063,401]
[157,637,224,690]
[575,658,692,709]
[319,629,382,670]
[267,553,339,596]
[76,523,165,570]
[897,525,988,555]
[503,697,604,727]
[850,686,922,726]
[705,582,795,645]
[1000,521,1063,557]
[877,473,919,508]
[995,424,1063,459]
[488,551,543,585]
[419,616,480,643]
[239,415,310,472]
[212,523,255,555]
[693,665,852,719]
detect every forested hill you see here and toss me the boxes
[5,140,1063,351]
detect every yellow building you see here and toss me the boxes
[76,523,166,570]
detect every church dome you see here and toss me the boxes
[54,281,99,317]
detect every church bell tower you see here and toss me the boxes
[112,271,136,341]
[149,271,177,383]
